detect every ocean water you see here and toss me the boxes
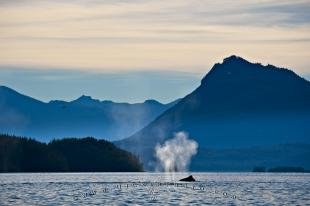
[0,172,309,205]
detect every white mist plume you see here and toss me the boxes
[155,132,198,172]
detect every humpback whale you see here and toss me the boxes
[179,175,196,182]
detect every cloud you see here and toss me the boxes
[1,0,310,27]
[0,0,309,74]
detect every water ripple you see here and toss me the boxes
[0,173,309,205]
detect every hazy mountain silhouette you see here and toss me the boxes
[117,55,310,171]
[0,86,179,141]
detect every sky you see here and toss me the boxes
[0,0,309,103]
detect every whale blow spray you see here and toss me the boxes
[155,132,198,172]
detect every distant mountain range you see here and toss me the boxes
[2,55,310,171]
[0,86,179,141]
[117,55,310,171]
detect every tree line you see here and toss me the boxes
[0,134,143,172]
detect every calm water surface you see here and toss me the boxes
[0,172,309,205]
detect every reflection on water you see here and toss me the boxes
[0,172,309,205]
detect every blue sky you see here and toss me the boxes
[0,0,309,102]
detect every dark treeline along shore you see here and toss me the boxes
[0,134,143,172]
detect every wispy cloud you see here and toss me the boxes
[2,0,309,27]
[0,0,309,74]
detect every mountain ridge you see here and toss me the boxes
[116,55,310,171]
[0,86,179,141]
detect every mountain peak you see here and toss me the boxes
[223,54,240,61]
[222,55,249,65]
[201,55,251,85]
[72,95,101,105]
[77,95,93,101]
[144,99,161,105]
[200,55,303,87]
